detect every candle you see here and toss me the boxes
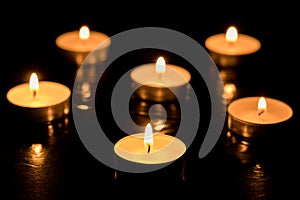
[227,96,293,139]
[55,25,111,66]
[6,72,71,123]
[205,26,261,67]
[114,123,186,164]
[130,56,191,102]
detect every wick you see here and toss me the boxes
[258,110,265,116]
[33,90,37,98]
[147,144,151,153]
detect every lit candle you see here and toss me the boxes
[6,72,71,122]
[55,25,111,65]
[114,123,186,164]
[130,56,191,102]
[205,26,261,67]
[227,96,293,139]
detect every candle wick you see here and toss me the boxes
[33,90,37,98]
[258,110,265,116]
[147,144,151,153]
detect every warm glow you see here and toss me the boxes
[225,26,238,42]
[258,97,267,114]
[144,123,154,153]
[79,25,90,40]
[224,83,236,100]
[29,73,39,91]
[155,56,166,75]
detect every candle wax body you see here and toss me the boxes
[114,133,186,164]
[205,33,261,56]
[7,81,71,108]
[55,31,111,53]
[228,97,293,125]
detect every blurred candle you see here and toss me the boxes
[205,26,261,67]
[130,56,191,102]
[7,72,71,122]
[227,96,293,139]
[55,25,111,66]
[114,123,186,164]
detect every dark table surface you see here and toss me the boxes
[1,4,299,200]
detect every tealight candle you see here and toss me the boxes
[114,123,186,164]
[227,96,293,139]
[7,72,71,123]
[55,25,111,66]
[205,26,261,67]
[130,56,191,102]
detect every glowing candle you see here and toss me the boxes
[130,56,191,102]
[205,26,261,67]
[55,25,111,65]
[227,96,293,139]
[7,72,71,122]
[114,123,186,164]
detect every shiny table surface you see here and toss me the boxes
[1,6,299,199]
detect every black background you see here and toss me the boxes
[1,3,299,199]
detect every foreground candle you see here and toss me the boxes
[7,72,71,122]
[130,56,191,102]
[55,25,111,65]
[114,123,186,164]
[205,26,261,67]
[227,96,293,139]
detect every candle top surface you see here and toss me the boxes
[205,33,261,56]
[130,63,191,88]
[114,133,186,164]
[7,81,71,108]
[228,97,293,124]
[55,31,111,52]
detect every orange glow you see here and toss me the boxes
[258,97,267,114]
[155,56,166,75]
[29,73,39,97]
[79,25,90,40]
[225,26,238,42]
[144,123,154,153]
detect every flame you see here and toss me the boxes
[225,26,238,42]
[144,123,154,153]
[29,72,39,91]
[155,56,166,75]
[258,97,267,114]
[79,25,90,40]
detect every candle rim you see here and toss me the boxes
[228,96,293,124]
[205,33,261,56]
[7,81,71,108]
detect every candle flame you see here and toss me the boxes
[225,26,238,42]
[79,25,90,40]
[144,123,154,153]
[258,97,267,115]
[155,56,166,75]
[29,73,39,97]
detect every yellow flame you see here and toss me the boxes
[29,72,39,91]
[155,56,166,74]
[144,123,154,153]
[258,97,267,111]
[79,25,90,40]
[225,26,238,42]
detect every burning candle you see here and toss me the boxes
[6,72,71,122]
[114,123,186,164]
[130,56,191,102]
[205,26,261,67]
[227,96,293,139]
[55,25,111,66]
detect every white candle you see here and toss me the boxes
[205,26,261,67]
[114,123,186,164]
[227,96,293,139]
[7,72,71,122]
[55,25,111,65]
[130,56,191,102]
